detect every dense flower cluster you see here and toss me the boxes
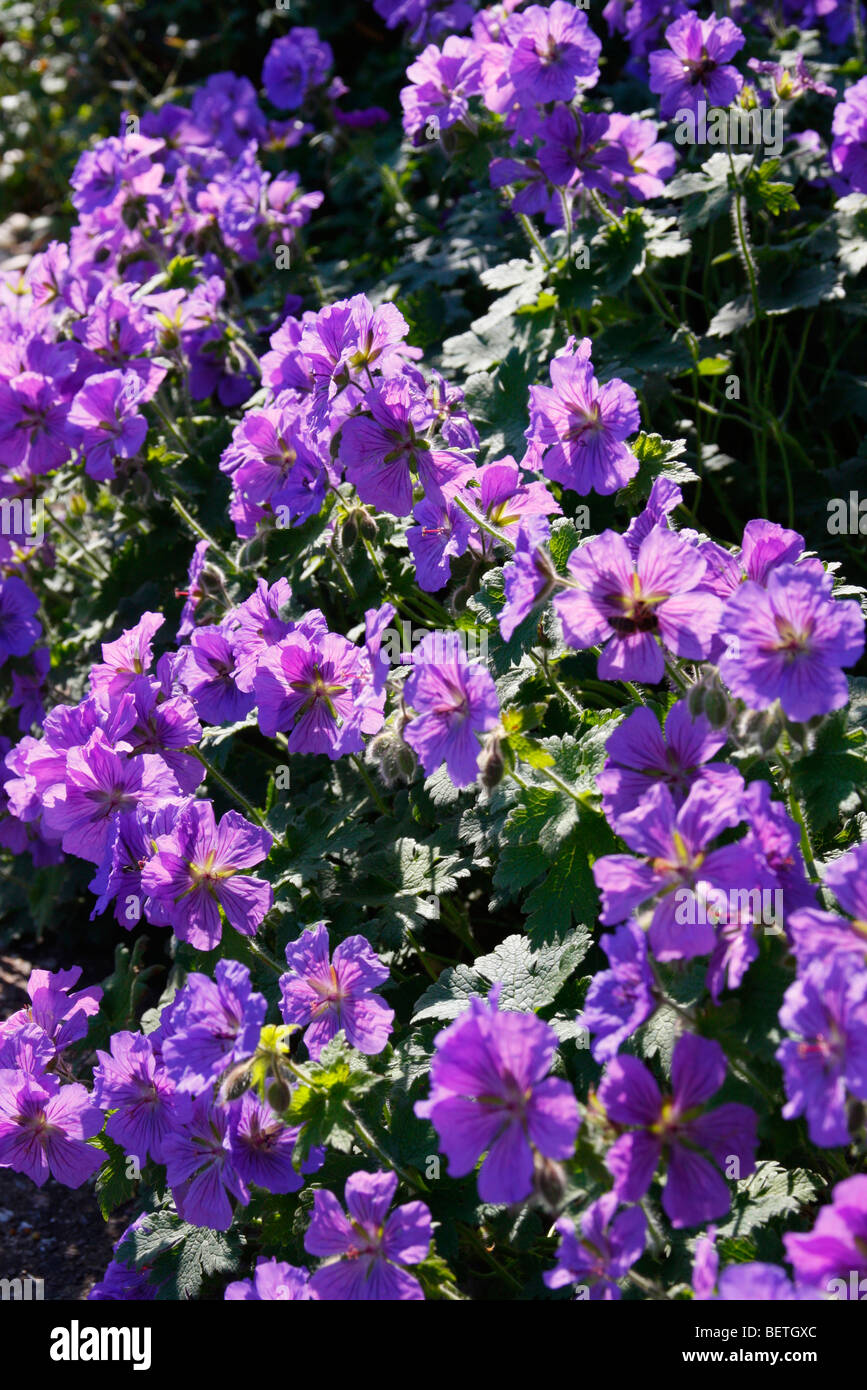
[0,3,865,1307]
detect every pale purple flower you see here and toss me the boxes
[599,1033,758,1228]
[305,1170,432,1300]
[279,922,393,1060]
[415,988,580,1204]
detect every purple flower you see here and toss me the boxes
[623,476,683,557]
[831,77,867,194]
[161,959,266,1091]
[785,1175,867,1297]
[224,578,292,693]
[415,988,580,1203]
[67,370,148,481]
[554,528,722,683]
[262,29,333,110]
[0,371,75,475]
[120,676,203,793]
[254,629,384,756]
[592,778,778,962]
[89,801,186,929]
[42,729,180,864]
[402,631,500,788]
[228,1091,324,1192]
[341,377,473,515]
[406,491,474,592]
[92,1031,180,1163]
[597,699,739,829]
[0,964,101,1053]
[279,922,393,1060]
[162,1095,248,1230]
[299,295,414,426]
[789,843,867,966]
[694,1238,811,1301]
[776,957,867,1147]
[581,921,656,1062]
[604,113,676,202]
[718,564,865,722]
[0,1074,103,1188]
[472,456,559,541]
[508,1,601,103]
[0,577,41,665]
[748,54,835,102]
[499,517,560,641]
[90,611,164,700]
[648,14,745,120]
[69,133,164,214]
[526,344,640,496]
[400,37,483,141]
[176,625,255,725]
[176,540,210,639]
[141,801,273,951]
[304,1170,432,1300]
[598,1033,758,1228]
[10,647,49,732]
[544,1195,646,1299]
[225,1258,317,1301]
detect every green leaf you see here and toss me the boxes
[94,1134,139,1220]
[791,712,867,833]
[284,1036,381,1163]
[743,160,799,217]
[715,1162,820,1242]
[616,432,695,507]
[412,931,590,1022]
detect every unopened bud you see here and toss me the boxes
[533,1153,567,1212]
[704,686,729,728]
[480,736,505,790]
[758,708,784,752]
[688,682,706,719]
[267,1080,292,1114]
[341,514,358,550]
[68,493,87,518]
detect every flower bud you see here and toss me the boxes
[267,1079,292,1114]
[480,736,505,790]
[341,514,358,551]
[687,681,706,719]
[533,1153,567,1212]
[704,685,729,728]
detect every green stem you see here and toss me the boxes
[189,745,268,828]
[516,211,552,268]
[170,496,239,575]
[453,495,515,549]
[43,504,110,578]
[350,753,393,818]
